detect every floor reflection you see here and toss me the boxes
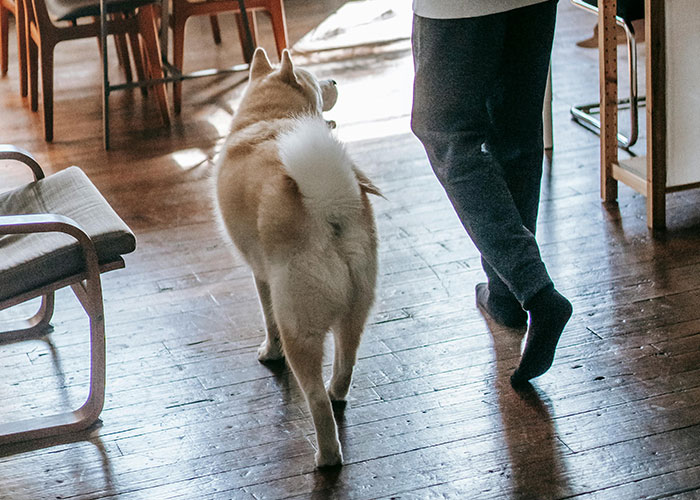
[485,315,572,498]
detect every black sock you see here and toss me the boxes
[511,285,572,386]
[475,283,527,329]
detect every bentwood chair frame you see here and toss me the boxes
[0,145,133,444]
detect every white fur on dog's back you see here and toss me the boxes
[277,117,360,221]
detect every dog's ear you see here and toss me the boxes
[250,48,273,80]
[279,49,300,88]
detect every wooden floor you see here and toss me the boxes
[2,1,700,498]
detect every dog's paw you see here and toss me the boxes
[330,399,347,413]
[327,389,348,413]
[315,446,343,468]
[257,341,284,363]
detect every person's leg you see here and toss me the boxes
[410,13,528,328]
[487,0,572,384]
[411,3,572,383]
[411,12,550,308]
[480,0,559,314]
[410,13,531,327]
[487,0,556,234]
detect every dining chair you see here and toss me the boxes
[169,0,288,114]
[2,0,142,99]
[0,144,136,444]
[24,0,170,141]
[108,13,148,90]
[570,0,645,149]
[0,0,27,97]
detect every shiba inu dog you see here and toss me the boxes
[215,48,380,467]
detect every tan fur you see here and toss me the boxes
[215,48,379,468]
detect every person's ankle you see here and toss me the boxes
[476,283,527,328]
[523,284,556,312]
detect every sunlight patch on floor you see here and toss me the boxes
[172,148,209,171]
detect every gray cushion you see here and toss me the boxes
[45,0,156,22]
[0,167,136,302]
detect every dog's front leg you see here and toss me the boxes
[254,277,285,362]
[283,330,343,467]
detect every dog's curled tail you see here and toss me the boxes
[278,116,370,223]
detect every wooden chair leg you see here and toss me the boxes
[599,1,618,203]
[0,4,8,75]
[127,28,148,96]
[114,30,133,83]
[266,1,288,58]
[39,44,54,141]
[16,0,28,97]
[0,278,106,444]
[28,36,38,111]
[209,14,221,45]
[140,35,149,92]
[137,4,170,126]
[70,275,106,428]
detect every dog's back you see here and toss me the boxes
[258,116,378,334]
[216,114,378,329]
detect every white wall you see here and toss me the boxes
[665,0,700,187]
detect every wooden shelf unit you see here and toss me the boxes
[599,0,700,230]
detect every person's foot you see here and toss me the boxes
[511,286,572,386]
[576,23,599,48]
[575,23,635,48]
[475,283,527,329]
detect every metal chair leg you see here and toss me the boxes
[100,0,110,150]
[570,0,645,149]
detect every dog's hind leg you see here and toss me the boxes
[327,312,366,404]
[282,328,342,467]
[254,277,284,362]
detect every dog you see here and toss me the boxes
[215,48,380,467]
